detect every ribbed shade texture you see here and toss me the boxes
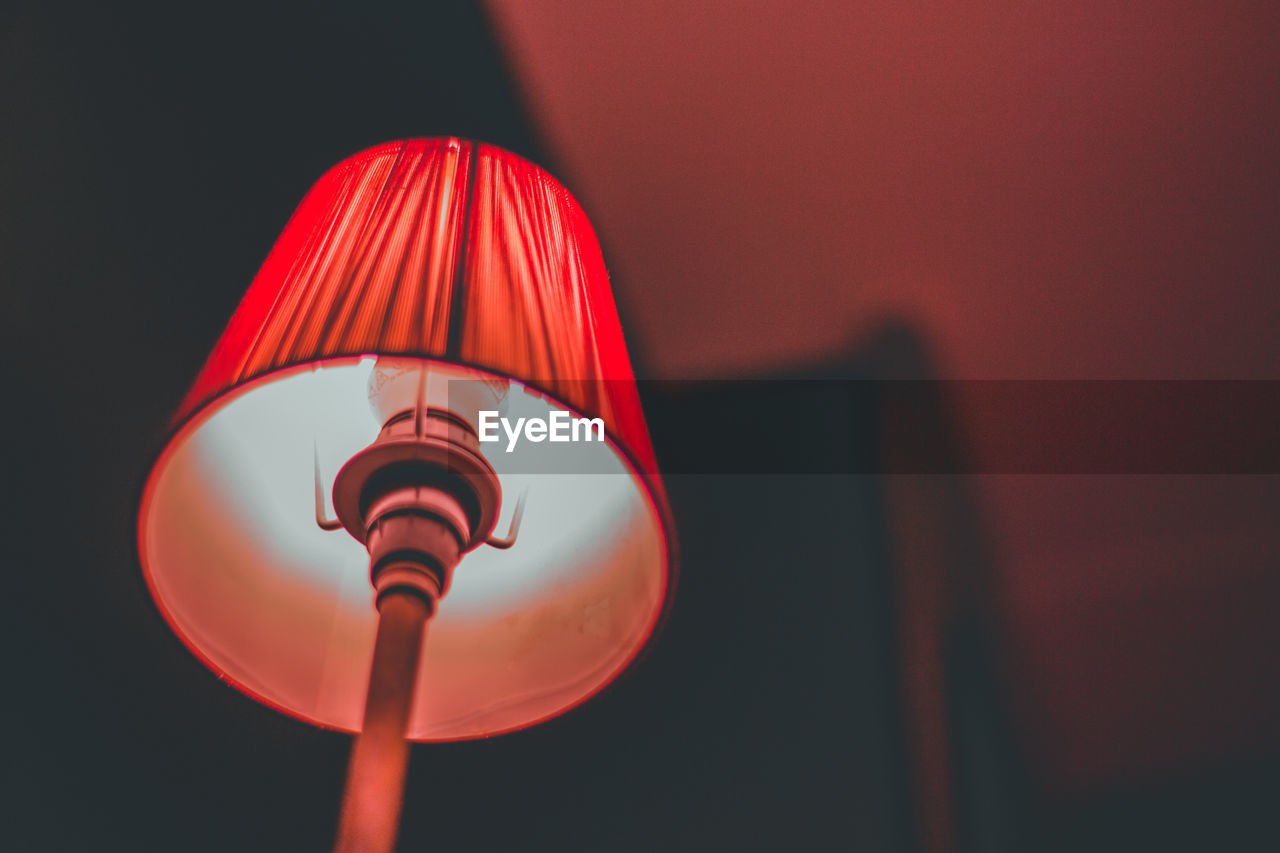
[178,138,654,476]
[139,139,671,740]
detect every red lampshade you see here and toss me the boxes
[139,139,673,740]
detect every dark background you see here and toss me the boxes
[3,2,1278,851]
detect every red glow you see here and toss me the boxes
[178,139,660,481]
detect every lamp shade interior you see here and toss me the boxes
[140,357,669,741]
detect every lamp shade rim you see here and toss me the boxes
[137,355,676,741]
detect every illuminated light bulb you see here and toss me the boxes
[366,357,510,433]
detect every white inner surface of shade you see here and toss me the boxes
[140,358,666,741]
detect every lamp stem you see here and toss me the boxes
[334,590,432,853]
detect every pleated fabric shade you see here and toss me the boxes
[177,138,655,477]
[139,139,673,740]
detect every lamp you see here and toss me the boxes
[137,139,673,852]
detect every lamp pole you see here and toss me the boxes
[334,590,432,853]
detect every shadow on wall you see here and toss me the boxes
[640,317,1024,852]
[657,315,1280,852]
[849,319,1028,853]
[845,319,1280,853]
